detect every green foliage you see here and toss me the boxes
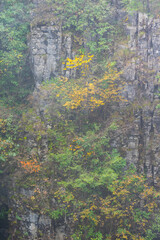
[0,0,33,104]
[0,115,19,167]
[16,213,22,221]
[98,174,158,240]
[91,232,103,240]
[145,215,160,240]
[45,0,121,58]
[49,123,126,194]
[41,112,158,240]
[0,206,8,220]
[122,0,145,13]
[122,0,160,15]
[67,173,158,240]
[6,2,160,239]
[49,209,66,220]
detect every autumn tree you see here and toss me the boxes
[41,55,125,115]
[68,173,159,240]
[98,174,159,240]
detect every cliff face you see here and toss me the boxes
[5,2,160,240]
[30,8,160,184]
[29,0,75,86]
[122,12,160,185]
[29,23,72,85]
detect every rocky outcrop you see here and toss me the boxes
[29,24,72,86]
[29,1,73,86]
[8,187,68,240]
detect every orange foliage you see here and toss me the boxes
[20,158,41,173]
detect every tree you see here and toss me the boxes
[122,0,160,15]
[98,174,158,240]
[0,0,33,104]
[42,0,119,59]
[41,55,125,114]
[68,173,159,240]
[0,116,19,173]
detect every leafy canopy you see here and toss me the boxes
[42,55,125,112]
[44,0,119,58]
[0,0,33,104]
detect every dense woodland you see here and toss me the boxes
[1,0,160,239]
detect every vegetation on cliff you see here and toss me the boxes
[1,0,160,240]
[16,52,160,239]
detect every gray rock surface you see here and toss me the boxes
[119,12,160,185]
[29,22,72,86]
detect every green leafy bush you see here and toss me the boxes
[42,0,121,59]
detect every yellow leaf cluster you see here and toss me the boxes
[64,54,94,72]
[40,56,126,112]
[61,63,124,110]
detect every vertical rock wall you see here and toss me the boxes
[29,0,73,86]
[29,24,72,86]
[121,12,160,185]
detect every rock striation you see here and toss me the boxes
[29,24,72,86]
[121,12,160,185]
[29,0,73,86]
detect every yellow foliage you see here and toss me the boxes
[99,174,158,239]
[55,57,125,111]
[64,54,94,75]
[40,55,126,113]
